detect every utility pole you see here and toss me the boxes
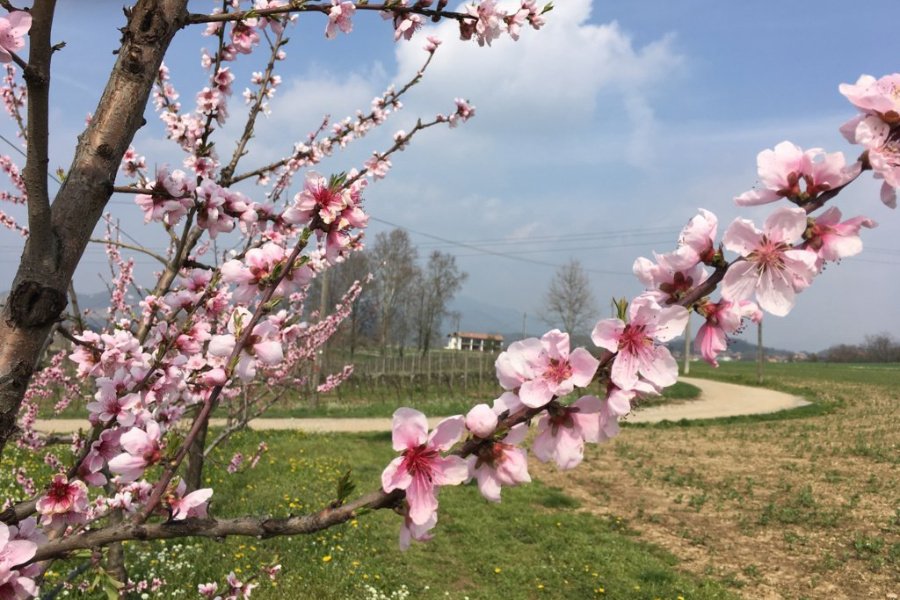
[756,320,764,384]
[682,313,691,375]
[312,268,330,407]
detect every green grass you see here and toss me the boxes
[684,361,900,389]
[34,430,734,599]
[37,376,702,421]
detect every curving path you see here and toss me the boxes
[626,376,808,423]
[33,377,809,435]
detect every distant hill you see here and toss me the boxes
[665,336,797,360]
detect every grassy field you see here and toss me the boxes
[29,430,732,599]
[36,369,701,420]
[22,362,899,598]
[537,362,900,599]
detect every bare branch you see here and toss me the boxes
[186,3,471,26]
[21,0,56,256]
[88,237,168,265]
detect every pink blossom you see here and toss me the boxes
[447,98,476,128]
[196,178,235,238]
[167,479,213,520]
[467,423,531,501]
[803,206,877,266]
[221,242,286,304]
[231,20,260,54]
[135,167,195,225]
[633,252,707,305]
[495,330,599,408]
[423,35,442,53]
[465,403,498,438]
[283,172,347,228]
[675,208,718,267]
[721,207,818,317]
[735,141,860,207]
[381,409,468,525]
[0,12,31,64]
[394,13,423,42]
[839,74,900,208]
[461,0,506,46]
[532,395,603,470]
[325,1,355,39]
[36,474,89,529]
[591,296,688,391]
[398,507,436,551]
[108,421,163,483]
[0,522,37,600]
[694,299,761,367]
[208,310,285,381]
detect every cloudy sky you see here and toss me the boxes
[0,0,898,352]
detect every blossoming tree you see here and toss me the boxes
[0,1,895,597]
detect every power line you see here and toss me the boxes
[415,226,681,248]
[453,238,676,257]
[368,216,633,276]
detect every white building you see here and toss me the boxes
[445,331,503,352]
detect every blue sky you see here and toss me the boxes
[0,1,898,352]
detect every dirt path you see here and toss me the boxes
[33,377,808,434]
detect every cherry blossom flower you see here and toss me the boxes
[495,330,599,408]
[694,299,762,366]
[108,421,163,483]
[467,423,530,501]
[221,242,286,304]
[381,409,468,525]
[0,522,37,600]
[0,12,31,64]
[803,206,876,267]
[465,403,498,438]
[591,296,688,391]
[167,479,213,520]
[36,474,89,529]
[633,252,707,305]
[231,20,260,54]
[461,0,505,46]
[208,310,285,381]
[447,98,475,128]
[532,395,603,470]
[326,1,355,39]
[721,206,818,317]
[839,73,900,208]
[393,13,423,41]
[135,167,196,225]
[674,208,718,267]
[735,141,860,207]
[398,507,436,551]
[423,35,442,53]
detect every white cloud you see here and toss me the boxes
[392,0,684,144]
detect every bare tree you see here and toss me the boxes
[540,259,599,335]
[370,229,420,355]
[414,251,467,355]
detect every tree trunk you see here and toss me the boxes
[0,0,190,458]
[184,418,210,493]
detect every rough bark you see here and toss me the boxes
[0,0,190,458]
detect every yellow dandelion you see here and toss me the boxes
[322,555,332,563]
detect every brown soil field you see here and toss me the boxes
[534,375,900,599]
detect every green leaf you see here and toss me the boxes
[335,469,356,506]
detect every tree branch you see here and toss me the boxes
[21,0,56,259]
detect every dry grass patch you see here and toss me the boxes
[534,366,900,599]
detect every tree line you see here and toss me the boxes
[313,228,468,357]
[818,333,900,362]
